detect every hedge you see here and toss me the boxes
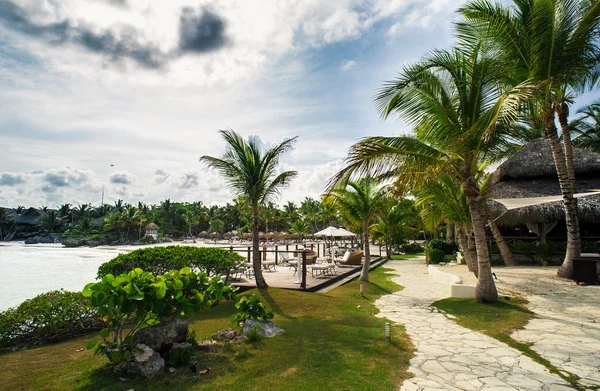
[427,239,459,255]
[97,246,246,279]
[0,290,105,349]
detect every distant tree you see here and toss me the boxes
[40,210,63,233]
[201,129,297,288]
[13,206,25,215]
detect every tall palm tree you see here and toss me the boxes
[373,196,414,259]
[325,179,385,282]
[201,129,297,288]
[571,99,600,153]
[331,45,530,302]
[40,210,63,233]
[458,0,600,278]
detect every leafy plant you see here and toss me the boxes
[83,267,237,362]
[97,246,245,280]
[230,294,274,327]
[428,248,445,264]
[0,290,105,349]
[398,242,423,254]
[245,326,263,344]
[427,239,459,255]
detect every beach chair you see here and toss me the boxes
[335,250,363,267]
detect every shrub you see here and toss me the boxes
[84,267,237,362]
[428,248,445,264]
[97,246,245,279]
[398,242,423,254]
[0,290,105,349]
[231,294,274,328]
[427,239,459,255]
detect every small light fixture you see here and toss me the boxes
[360,284,364,296]
[385,322,391,342]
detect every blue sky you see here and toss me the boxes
[0,0,598,208]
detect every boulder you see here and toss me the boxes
[63,238,81,248]
[85,240,102,247]
[135,319,189,354]
[242,320,284,338]
[211,328,239,342]
[166,342,196,366]
[195,339,222,352]
[24,237,39,244]
[38,236,54,244]
[114,344,165,379]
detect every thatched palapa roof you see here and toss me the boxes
[145,223,159,230]
[487,138,600,226]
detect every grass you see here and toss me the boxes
[432,297,584,390]
[0,268,413,391]
[389,254,423,260]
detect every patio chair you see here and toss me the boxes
[310,263,336,277]
[335,250,363,267]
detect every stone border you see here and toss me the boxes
[428,265,475,299]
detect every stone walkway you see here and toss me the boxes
[375,258,573,391]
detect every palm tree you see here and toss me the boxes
[182,211,199,242]
[331,45,530,302]
[300,197,321,233]
[373,196,414,259]
[13,206,25,215]
[201,129,297,288]
[40,210,63,233]
[571,99,600,153]
[120,205,144,241]
[325,179,385,282]
[458,0,600,278]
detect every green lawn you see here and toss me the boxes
[0,268,414,391]
[432,297,583,390]
[390,254,423,260]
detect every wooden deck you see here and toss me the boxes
[231,257,386,292]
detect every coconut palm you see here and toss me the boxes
[40,210,63,233]
[571,99,600,153]
[325,179,385,282]
[13,206,25,215]
[120,205,144,241]
[331,44,531,302]
[182,211,199,242]
[458,0,600,278]
[201,129,297,288]
[373,196,415,259]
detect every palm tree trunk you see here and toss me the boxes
[360,222,371,282]
[446,223,455,243]
[253,210,268,288]
[543,108,581,278]
[456,225,473,273]
[465,227,478,277]
[488,217,519,266]
[465,183,498,303]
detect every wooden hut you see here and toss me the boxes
[487,138,600,242]
[145,223,159,240]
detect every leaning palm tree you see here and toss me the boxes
[458,0,600,278]
[325,179,386,282]
[201,129,297,288]
[330,44,531,302]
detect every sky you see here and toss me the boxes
[1,0,599,209]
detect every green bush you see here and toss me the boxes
[428,248,445,264]
[427,239,459,255]
[0,290,105,349]
[231,294,274,328]
[398,242,423,254]
[84,267,237,362]
[97,246,245,279]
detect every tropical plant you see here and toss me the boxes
[458,0,600,278]
[331,43,531,301]
[325,179,385,282]
[372,197,414,259]
[571,99,600,153]
[40,210,63,233]
[83,267,237,362]
[230,294,274,328]
[13,205,25,215]
[201,129,298,288]
[0,290,105,348]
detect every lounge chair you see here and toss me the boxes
[310,263,336,277]
[335,250,363,267]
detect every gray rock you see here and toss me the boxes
[85,240,102,247]
[135,318,189,353]
[24,237,39,244]
[167,342,196,365]
[242,320,285,338]
[38,236,54,244]
[211,328,239,342]
[195,339,222,352]
[63,238,81,248]
[114,344,165,379]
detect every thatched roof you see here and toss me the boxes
[15,208,44,226]
[145,223,159,230]
[487,138,600,226]
[492,138,600,183]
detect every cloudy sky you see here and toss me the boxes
[1,0,598,208]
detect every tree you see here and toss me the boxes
[331,44,530,302]
[459,0,600,278]
[325,179,385,282]
[40,210,63,233]
[182,211,199,242]
[201,129,297,288]
[373,196,414,259]
[571,99,600,153]
[13,206,25,215]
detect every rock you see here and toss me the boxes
[85,240,102,247]
[166,342,196,365]
[195,339,222,352]
[38,236,54,244]
[242,320,285,338]
[211,328,239,342]
[24,237,39,244]
[135,319,189,354]
[63,238,81,248]
[114,344,165,379]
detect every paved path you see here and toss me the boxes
[375,258,573,391]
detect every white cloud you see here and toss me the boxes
[341,60,357,71]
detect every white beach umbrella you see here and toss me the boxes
[314,226,340,237]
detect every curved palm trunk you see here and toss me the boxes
[360,222,371,282]
[252,211,268,288]
[456,225,477,276]
[465,227,478,277]
[446,223,455,243]
[486,210,519,266]
[465,184,498,303]
[544,109,581,278]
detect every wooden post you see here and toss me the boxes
[286,244,289,252]
[230,245,233,253]
[275,245,278,265]
[247,246,251,262]
[379,243,382,257]
[425,247,429,265]
[301,250,307,290]
[263,246,267,261]
[317,243,320,257]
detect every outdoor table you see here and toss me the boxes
[262,261,276,272]
[573,253,600,285]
